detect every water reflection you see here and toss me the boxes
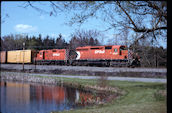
[0,81,97,113]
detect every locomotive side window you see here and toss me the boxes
[105,46,112,49]
[114,48,118,52]
[76,49,88,51]
[91,48,101,49]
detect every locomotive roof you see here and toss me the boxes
[76,45,126,50]
[39,49,66,51]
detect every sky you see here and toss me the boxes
[1,1,167,48]
[1,1,112,43]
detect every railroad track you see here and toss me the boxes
[1,64,166,73]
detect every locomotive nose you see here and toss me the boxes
[76,51,81,60]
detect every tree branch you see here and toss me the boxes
[132,26,167,33]
[146,1,167,20]
[27,1,49,14]
[116,1,138,29]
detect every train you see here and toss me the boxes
[0,45,141,67]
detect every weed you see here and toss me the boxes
[154,90,166,101]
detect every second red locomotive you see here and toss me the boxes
[71,45,131,66]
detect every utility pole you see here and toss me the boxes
[23,42,25,71]
[34,50,37,70]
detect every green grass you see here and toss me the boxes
[48,77,166,113]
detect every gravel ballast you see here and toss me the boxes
[1,64,167,78]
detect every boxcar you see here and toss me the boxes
[7,50,35,63]
[0,51,7,63]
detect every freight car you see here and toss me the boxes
[7,50,36,63]
[69,45,140,67]
[0,51,7,63]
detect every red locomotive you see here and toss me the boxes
[71,45,138,67]
[34,49,69,65]
[75,45,128,60]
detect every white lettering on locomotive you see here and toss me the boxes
[95,50,105,54]
[113,52,118,55]
[53,53,60,56]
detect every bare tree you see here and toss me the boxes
[69,29,101,49]
[115,1,167,43]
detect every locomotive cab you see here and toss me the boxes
[119,45,128,59]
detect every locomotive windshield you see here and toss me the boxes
[120,46,127,50]
[114,48,118,52]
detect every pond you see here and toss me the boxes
[0,80,104,113]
